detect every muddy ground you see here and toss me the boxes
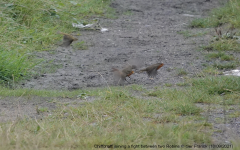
[22,0,226,90]
[1,0,240,145]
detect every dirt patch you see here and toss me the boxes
[21,0,227,90]
[0,96,96,122]
[196,103,240,144]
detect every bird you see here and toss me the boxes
[139,63,164,77]
[121,65,137,78]
[215,27,222,38]
[58,32,78,47]
[112,65,136,84]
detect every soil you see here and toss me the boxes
[22,0,226,90]
[1,0,240,145]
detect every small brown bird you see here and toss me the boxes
[139,63,164,77]
[215,27,222,38]
[112,65,135,84]
[58,32,78,47]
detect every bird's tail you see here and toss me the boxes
[111,68,120,72]
[57,31,78,41]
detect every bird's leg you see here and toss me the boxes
[125,78,131,83]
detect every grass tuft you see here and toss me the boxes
[205,39,240,51]
[206,52,234,61]
[0,50,40,84]
[213,62,238,70]
[176,68,188,76]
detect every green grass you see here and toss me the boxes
[0,0,114,84]
[0,76,239,148]
[213,62,238,70]
[189,18,209,28]
[36,107,49,114]
[190,0,240,54]
[0,90,204,149]
[203,50,239,70]
[206,52,234,61]
[177,30,207,38]
[201,43,239,70]
[176,68,188,76]
[0,50,40,84]
[191,76,240,96]
[165,83,173,87]
[204,39,240,51]
[176,82,190,87]
[127,84,145,91]
[190,0,240,28]
[1,0,113,52]
[198,66,223,76]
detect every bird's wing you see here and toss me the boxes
[112,68,125,84]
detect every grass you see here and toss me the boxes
[213,62,238,70]
[206,52,234,61]
[198,66,223,76]
[190,0,240,72]
[203,50,239,70]
[0,76,239,148]
[176,82,190,87]
[190,0,240,28]
[191,76,240,96]
[189,18,209,28]
[0,0,114,84]
[164,83,173,87]
[177,30,207,38]
[1,0,114,50]
[203,39,240,52]
[190,0,240,63]
[176,68,188,76]
[36,107,49,114]
[202,46,239,70]
[127,84,145,91]
[0,50,39,84]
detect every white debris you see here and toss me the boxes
[72,23,109,32]
[101,28,109,32]
[72,23,94,28]
[223,69,240,76]
[182,14,201,17]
